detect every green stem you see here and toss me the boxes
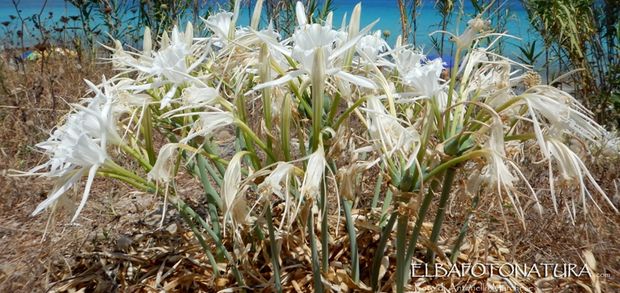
[423,150,485,182]
[308,206,323,293]
[265,204,282,292]
[171,196,245,286]
[311,48,326,151]
[425,167,457,263]
[235,119,276,162]
[450,193,479,264]
[342,197,359,283]
[327,92,342,126]
[320,182,329,272]
[141,105,156,165]
[333,96,368,131]
[395,214,409,293]
[401,177,442,289]
[195,155,222,236]
[179,206,220,278]
[120,143,152,172]
[281,95,292,162]
[235,94,262,170]
[370,212,397,291]
[260,45,274,164]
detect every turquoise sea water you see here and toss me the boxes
[0,0,538,58]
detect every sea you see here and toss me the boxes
[0,0,540,59]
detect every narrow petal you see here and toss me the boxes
[70,164,99,222]
[335,71,376,89]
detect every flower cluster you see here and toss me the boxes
[19,1,617,290]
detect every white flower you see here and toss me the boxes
[393,50,447,109]
[259,162,295,198]
[109,24,205,109]
[479,120,532,220]
[300,145,327,199]
[357,30,388,62]
[174,110,234,143]
[258,162,297,230]
[365,96,420,169]
[222,151,250,234]
[253,8,378,90]
[291,24,342,70]
[481,121,517,188]
[454,16,490,49]
[205,11,233,42]
[181,85,219,106]
[520,86,604,156]
[26,114,109,222]
[545,137,618,216]
[393,48,424,75]
[147,143,179,183]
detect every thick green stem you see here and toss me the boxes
[141,105,156,165]
[320,182,329,272]
[260,44,274,164]
[179,206,220,278]
[400,176,442,292]
[308,206,323,293]
[327,92,342,126]
[235,119,276,162]
[281,95,292,161]
[395,214,409,293]
[342,197,359,283]
[423,150,485,182]
[171,196,245,286]
[120,143,152,172]
[311,48,326,151]
[265,204,282,292]
[234,94,262,170]
[195,155,222,236]
[425,167,458,263]
[450,193,479,264]
[370,212,397,290]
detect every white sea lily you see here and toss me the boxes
[110,24,205,109]
[175,111,235,143]
[181,85,219,106]
[393,48,423,74]
[292,24,342,70]
[259,162,295,198]
[481,121,517,187]
[147,143,179,183]
[79,79,123,144]
[205,11,233,42]
[521,86,603,155]
[454,16,490,49]
[258,162,297,230]
[253,20,378,90]
[300,146,327,199]
[19,77,131,222]
[222,152,249,235]
[150,26,196,108]
[365,96,420,169]
[357,30,388,62]
[545,137,618,216]
[25,117,110,222]
[479,120,530,220]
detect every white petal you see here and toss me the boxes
[335,71,376,88]
[295,1,307,26]
[253,69,305,90]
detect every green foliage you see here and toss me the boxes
[516,40,542,66]
[523,0,620,126]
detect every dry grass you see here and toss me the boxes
[0,52,619,292]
